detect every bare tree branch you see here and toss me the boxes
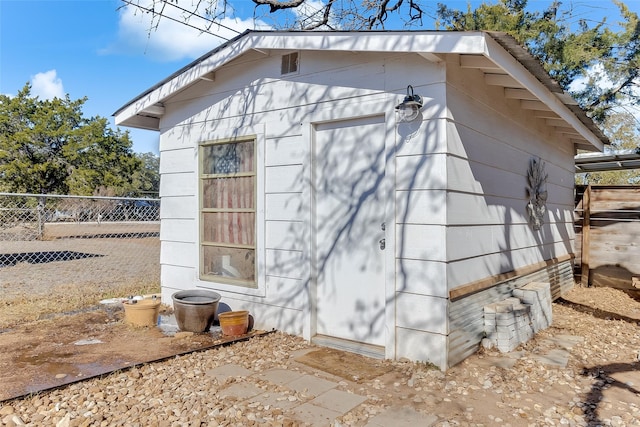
[301,0,336,30]
[252,0,306,13]
[121,0,426,35]
[366,0,424,30]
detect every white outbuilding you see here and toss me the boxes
[115,31,607,370]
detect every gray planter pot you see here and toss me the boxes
[172,290,221,332]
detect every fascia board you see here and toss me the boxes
[115,34,260,128]
[482,34,604,151]
[247,31,488,55]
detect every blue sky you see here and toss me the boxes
[1,0,639,154]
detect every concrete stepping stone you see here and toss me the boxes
[290,402,343,427]
[365,407,438,427]
[286,374,337,397]
[255,368,304,386]
[218,383,264,400]
[205,363,253,382]
[248,392,300,411]
[546,335,584,350]
[309,388,367,413]
[532,348,571,368]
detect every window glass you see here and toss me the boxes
[202,212,255,245]
[202,141,254,175]
[200,139,256,286]
[202,177,254,209]
[202,246,255,282]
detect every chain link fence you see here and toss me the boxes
[0,193,161,326]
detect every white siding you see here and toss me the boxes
[266,136,306,166]
[160,219,196,243]
[265,221,306,251]
[159,147,197,174]
[447,242,573,287]
[396,189,446,225]
[443,56,575,291]
[160,195,196,220]
[395,154,447,191]
[265,165,304,193]
[396,224,446,261]
[159,172,196,197]
[395,259,447,298]
[152,45,584,368]
[161,265,196,296]
[396,292,448,334]
[390,65,450,367]
[396,328,447,371]
[161,241,196,268]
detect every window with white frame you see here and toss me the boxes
[200,138,256,287]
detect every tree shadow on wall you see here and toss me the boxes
[164,49,447,344]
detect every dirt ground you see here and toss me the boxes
[1,285,640,426]
[0,222,160,329]
[0,306,266,402]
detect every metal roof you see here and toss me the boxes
[575,150,640,173]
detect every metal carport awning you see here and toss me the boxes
[575,150,640,173]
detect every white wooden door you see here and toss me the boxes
[314,116,386,347]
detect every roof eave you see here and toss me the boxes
[484,32,607,151]
[114,31,608,152]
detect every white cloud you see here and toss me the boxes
[570,62,640,129]
[31,70,65,100]
[104,1,270,62]
[568,62,614,93]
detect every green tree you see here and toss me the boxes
[435,0,640,185]
[131,152,160,197]
[435,0,640,126]
[0,84,141,196]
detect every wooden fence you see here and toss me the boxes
[575,185,640,290]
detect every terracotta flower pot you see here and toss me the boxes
[123,299,161,327]
[218,310,250,336]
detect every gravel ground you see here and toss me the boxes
[2,286,640,426]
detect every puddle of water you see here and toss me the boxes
[15,351,81,378]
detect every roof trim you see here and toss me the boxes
[114,30,608,149]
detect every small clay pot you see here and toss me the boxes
[123,299,161,327]
[218,310,250,336]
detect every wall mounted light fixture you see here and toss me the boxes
[395,85,423,122]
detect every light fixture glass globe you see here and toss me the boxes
[397,103,420,122]
[395,86,423,123]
